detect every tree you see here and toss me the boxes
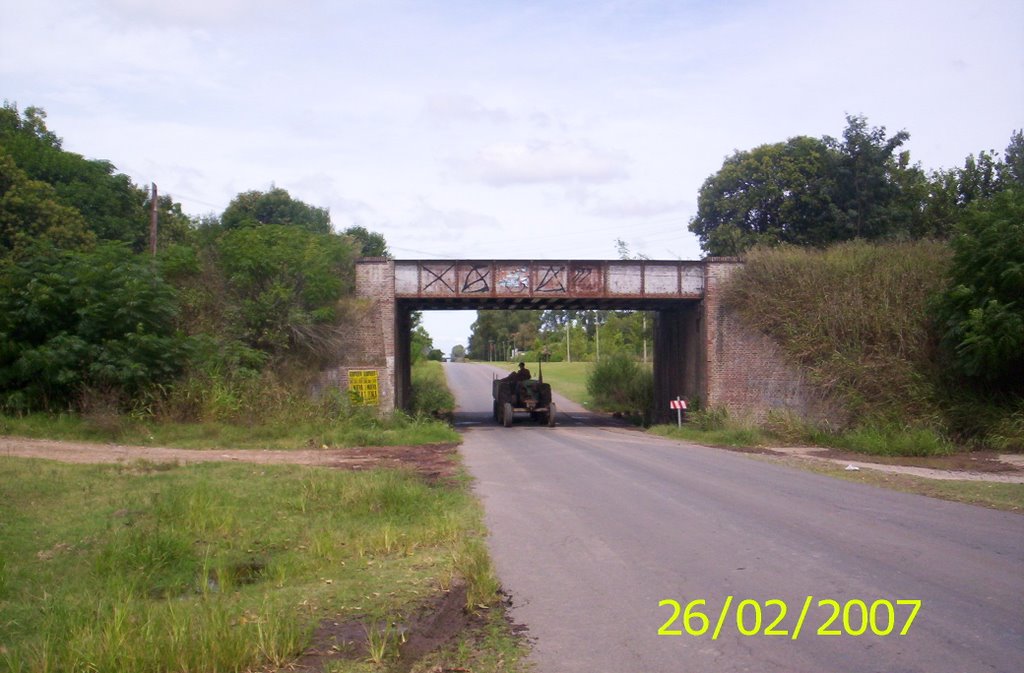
[215,224,356,356]
[689,115,930,256]
[688,136,836,255]
[824,114,916,241]
[0,102,149,246]
[221,187,331,234]
[0,148,95,254]
[467,311,541,360]
[933,189,1024,389]
[409,311,434,363]
[1001,130,1024,188]
[344,225,390,257]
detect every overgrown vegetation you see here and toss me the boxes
[586,353,654,424]
[410,360,456,419]
[0,101,461,444]
[0,458,511,673]
[722,239,1021,452]
[724,240,950,425]
[685,116,1023,455]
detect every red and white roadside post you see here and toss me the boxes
[670,397,687,427]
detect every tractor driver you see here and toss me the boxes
[513,362,531,382]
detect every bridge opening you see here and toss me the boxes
[397,304,703,425]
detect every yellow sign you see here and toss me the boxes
[348,369,380,405]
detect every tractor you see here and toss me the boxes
[492,362,556,427]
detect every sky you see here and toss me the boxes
[2,0,1022,355]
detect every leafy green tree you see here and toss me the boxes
[344,225,390,257]
[0,148,95,254]
[689,115,932,255]
[221,187,331,234]
[689,136,837,255]
[824,115,914,241]
[934,189,1024,389]
[216,224,356,356]
[409,311,434,363]
[1001,130,1024,188]
[0,102,149,246]
[0,242,188,410]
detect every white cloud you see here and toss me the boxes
[454,140,629,187]
[421,94,511,125]
[588,197,691,220]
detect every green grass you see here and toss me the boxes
[651,412,1021,512]
[0,458,511,673]
[410,360,456,417]
[530,361,593,407]
[833,424,953,457]
[652,410,954,458]
[784,457,1024,512]
[0,409,458,450]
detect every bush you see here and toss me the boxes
[587,354,653,424]
[0,242,189,411]
[215,224,356,357]
[410,361,455,419]
[933,189,1024,389]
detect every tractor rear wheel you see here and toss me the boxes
[547,402,557,427]
[502,402,513,427]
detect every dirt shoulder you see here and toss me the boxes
[0,435,461,481]
[749,444,1024,483]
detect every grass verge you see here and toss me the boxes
[651,413,1022,512]
[652,409,954,457]
[774,456,1024,512]
[0,408,458,451]
[0,458,523,673]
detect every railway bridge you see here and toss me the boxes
[326,257,827,423]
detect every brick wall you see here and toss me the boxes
[316,258,397,413]
[702,259,841,424]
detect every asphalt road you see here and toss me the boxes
[443,362,1024,673]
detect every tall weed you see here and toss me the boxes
[724,241,950,425]
[587,354,654,424]
[836,424,953,457]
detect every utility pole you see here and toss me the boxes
[642,312,648,364]
[565,316,572,363]
[148,183,158,256]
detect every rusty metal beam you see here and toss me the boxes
[394,259,704,308]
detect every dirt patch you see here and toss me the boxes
[280,583,477,673]
[0,436,461,481]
